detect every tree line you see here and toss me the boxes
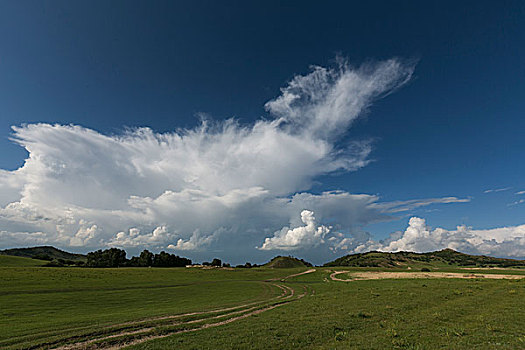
[39,247,266,268]
[41,248,192,267]
[85,248,192,267]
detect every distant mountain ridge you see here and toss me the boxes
[0,246,86,262]
[1,246,523,268]
[325,249,525,268]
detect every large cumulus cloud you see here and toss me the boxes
[258,210,331,251]
[0,58,487,262]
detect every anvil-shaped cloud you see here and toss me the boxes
[1,58,499,262]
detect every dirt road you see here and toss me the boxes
[48,269,316,350]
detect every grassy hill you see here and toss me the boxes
[0,255,48,267]
[264,256,312,268]
[0,246,86,262]
[324,248,525,268]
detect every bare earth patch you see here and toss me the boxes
[461,267,524,271]
[330,270,525,281]
[273,269,316,282]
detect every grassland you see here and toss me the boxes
[0,255,47,267]
[1,262,524,349]
[0,246,86,262]
[325,249,525,268]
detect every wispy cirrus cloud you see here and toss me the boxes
[371,197,470,213]
[483,187,511,194]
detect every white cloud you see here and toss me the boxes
[372,197,470,213]
[355,217,525,258]
[265,59,414,141]
[0,58,417,257]
[515,190,525,195]
[0,230,49,247]
[0,58,488,261]
[69,223,99,247]
[258,210,330,251]
[168,229,221,251]
[108,226,173,247]
[508,199,525,206]
[483,187,511,193]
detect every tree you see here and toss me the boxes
[152,251,191,267]
[87,248,127,267]
[211,258,222,267]
[139,250,154,267]
[127,256,141,267]
[33,254,52,261]
[153,251,170,267]
[107,248,127,267]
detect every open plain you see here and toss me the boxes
[1,257,524,350]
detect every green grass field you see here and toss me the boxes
[0,255,47,267]
[1,261,524,349]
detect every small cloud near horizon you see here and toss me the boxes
[483,187,511,194]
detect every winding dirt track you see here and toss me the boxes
[36,269,316,350]
[330,270,525,282]
[273,268,317,282]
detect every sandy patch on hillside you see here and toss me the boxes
[330,271,525,281]
[461,267,524,271]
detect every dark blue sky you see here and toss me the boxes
[1,0,524,246]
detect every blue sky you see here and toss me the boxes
[0,1,524,263]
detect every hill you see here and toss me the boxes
[0,246,86,262]
[324,249,525,268]
[0,255,48,267]
[264,256,312,268]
